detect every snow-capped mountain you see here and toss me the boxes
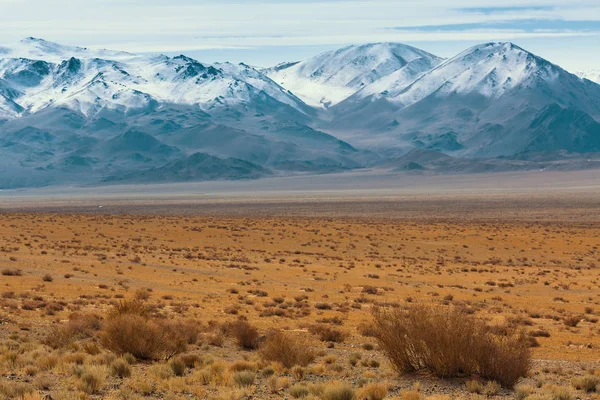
[1,38,600,189]
[0,38,371,188]
[577,69,600,84]
[0,38,312,120]
[263,43,442,108]
[326,42,600,157]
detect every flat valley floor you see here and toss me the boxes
[1,170,600,399]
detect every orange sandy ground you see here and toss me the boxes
[1,213,599,362]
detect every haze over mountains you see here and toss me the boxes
[578,70,600,84]
[1,38,599,189]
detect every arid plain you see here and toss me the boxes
[1,170,600,400]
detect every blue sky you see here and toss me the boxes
[1,0,599,71]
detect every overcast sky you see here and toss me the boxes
[1,0,599,71]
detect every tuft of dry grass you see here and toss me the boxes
[322,383,355,400]
[571,374,600,392]
[233,371,256,387]
[77,366,106,394]
[372,304,531,387]
[109,358,132,378]
[357,382,388,400]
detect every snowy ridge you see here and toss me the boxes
[0,38,311,119]
[390,43,560,108]
[263,43,443,108]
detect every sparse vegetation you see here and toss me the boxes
[0,212,597,399]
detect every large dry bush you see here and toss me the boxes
[372,304,531,387]
[101,300,197,360]
[259,330,315,368]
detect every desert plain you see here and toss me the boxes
[1,170,600,400]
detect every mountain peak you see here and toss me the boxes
[381,40,563,108]
[264,42,442,107]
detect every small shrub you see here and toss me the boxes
[309,324,347,343]
[563,316,582,327]
[259,330,315,368]
[134,288,151,300]
[230,319,260,350]
[1,268,22,276]
[109,299,149,317]
[44,313,103,349]
[42,274,53,282]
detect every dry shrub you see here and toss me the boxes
[563,315,582,327]
[109,299,149,317]
[230,319,260,350]
[101,301,197,360]
[43,313,103,348]
[259,330,315,368]
[372,304,531,387]
[308,324,347,343]
[357,322,378,337]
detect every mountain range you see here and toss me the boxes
[0,38,599,188]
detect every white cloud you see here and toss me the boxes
[0,0,599,69]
